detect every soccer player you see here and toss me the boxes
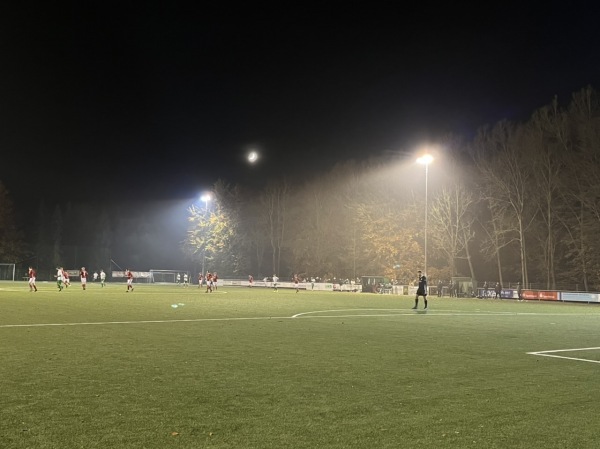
[93,271,98,282]
[272,274,279,291]
[100,269,106,287]
[248,274,254,287]
[56,267,64,291]
[412,270,428,310]
[176,273,181,285]
[183,273,189,287]
[125,269,134,292]
[205,272,213,293]
[28,266,38,292]
[63,268,71,288]
[213,272,218,290]
[80,267,88,290]
[294,274,300,293]
[197,272,203,288]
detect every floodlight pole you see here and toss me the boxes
[200,194,212,276]
[417,155,433,277]
[201,193,211,212]
[424,161,428,277]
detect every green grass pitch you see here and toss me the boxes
[2,281,600,448]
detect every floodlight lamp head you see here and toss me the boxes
[416,154,434,165]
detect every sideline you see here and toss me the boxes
[3,308,600,329]
[0,316,291,328]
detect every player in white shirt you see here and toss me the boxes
[56,267,64,291]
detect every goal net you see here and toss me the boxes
[149,269,190,284]
[0,263,16,281]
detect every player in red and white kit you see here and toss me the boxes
[198,272,203,288]
[28,266,38,292]
[80,267,88,290]
[213,272,218,290]
[125,269,134,292]
[248,274,254,287]
[205,272,213,293]
[63,268,71,288]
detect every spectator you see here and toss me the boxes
[494,282,502,299]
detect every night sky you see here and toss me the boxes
[2,1,599,207]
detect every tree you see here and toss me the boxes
[354,195,422,283]
[210,181,249,275]
[428,182,475,277]
[473,121,537,286]
[287,177,340,279]
[527,98,570,289]
[0,181,25,262]
[260,180,289,276]
[183,181,245,276]
[561,86,600,289]
[50,204,63,268]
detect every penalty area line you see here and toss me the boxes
[527,347,600,364]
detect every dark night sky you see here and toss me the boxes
[1,1,600,208]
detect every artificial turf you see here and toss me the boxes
[2,281,600,448]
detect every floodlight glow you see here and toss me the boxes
[200,193,212,211]
[248,150,258,163]
[416,154,434,165]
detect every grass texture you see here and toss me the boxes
[2,281,600,448]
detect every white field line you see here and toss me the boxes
[2,309,600,329]
[291,309,600,318]
[527,347,600,364]
[0,316,291,328]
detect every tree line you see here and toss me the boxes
[183,86,600,290]
[1,86,599,290]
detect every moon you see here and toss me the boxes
[248,151,258,163]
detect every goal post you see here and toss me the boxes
[0,263,16,281]
[149,269,190,284]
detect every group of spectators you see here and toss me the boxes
[435,279,464,297]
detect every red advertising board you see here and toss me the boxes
[523,290,560,301]
[538,291,559,300]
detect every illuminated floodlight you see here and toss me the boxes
[416,154,434,165]
[200,193,212,210]
[247,150,259,164]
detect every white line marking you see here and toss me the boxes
[527,354,600,364]
[0,316,291,329]
[3,309,600,330]
[529,347,600,354]
[291,309,600,318]
[527,347,600,364]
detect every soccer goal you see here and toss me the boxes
[0,263,16,281]
[149,269,190,284]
